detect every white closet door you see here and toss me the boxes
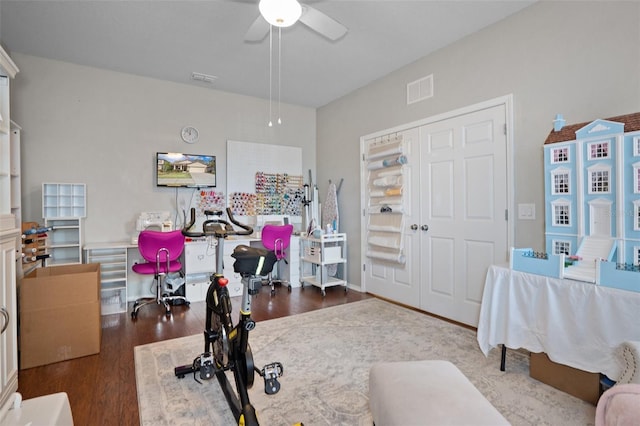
[418,104,508,326]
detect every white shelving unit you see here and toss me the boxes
[43,183,86,266]
[9,124,21,230]
[299,233,347,296]
[44,218,83,266]
[84,244,128,315]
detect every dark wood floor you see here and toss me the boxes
[17,286,372,425]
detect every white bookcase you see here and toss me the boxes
[44,218,83,266]
[9,124,21,230]
[43,183,86,266]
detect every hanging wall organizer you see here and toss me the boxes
[365,134,407,264]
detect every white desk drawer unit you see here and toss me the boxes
[183,239,216,302]
[223,240,246,297]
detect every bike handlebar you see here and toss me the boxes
[182,207,253,238]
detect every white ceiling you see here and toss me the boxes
[0,0,535,108]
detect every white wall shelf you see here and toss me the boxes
[42,183,86,219]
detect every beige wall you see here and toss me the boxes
[11,54,316,243]
[317,1,640,290]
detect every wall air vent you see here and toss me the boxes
[407,74,433,105]
[191,72,218,84]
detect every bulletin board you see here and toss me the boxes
[226,140,303,217]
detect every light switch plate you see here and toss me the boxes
[518,203,536,220]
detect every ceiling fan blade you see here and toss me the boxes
[244,15,270,42]
[299,5,348,41]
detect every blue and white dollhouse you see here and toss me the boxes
[512,112,640,291]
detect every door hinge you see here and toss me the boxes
[363,264,366,272]
[362,153,365,161]
[503,123,507,135]
[505,209,508,220]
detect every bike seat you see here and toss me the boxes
[231,245,277,276]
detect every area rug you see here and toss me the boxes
[135,298,596,425]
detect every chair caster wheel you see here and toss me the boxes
[287,285,292,292]
[131,311,138,319]
[165,310,171,317]
[270,289,276,296]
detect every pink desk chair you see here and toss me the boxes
[260,224,294,295]
[131,230,189,318]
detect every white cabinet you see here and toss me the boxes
[299,233,347,296]
[84,244,128,315]
[0,49,18,232]
[182,238,216,302]
[223,240,247,297]
[0,44,19,410]
[288,235,299,287]
[0,229,18,408]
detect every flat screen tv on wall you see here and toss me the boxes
[156,152,216,188]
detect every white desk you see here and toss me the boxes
[477,264,640,380]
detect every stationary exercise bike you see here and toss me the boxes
[174,208,284,426]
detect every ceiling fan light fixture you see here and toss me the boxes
[259,0,302,28]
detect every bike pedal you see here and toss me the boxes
[261,362,284,395]
[199,353,215,380]
[264,377,281,395]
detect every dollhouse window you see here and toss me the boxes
[553,240,571,255]
[635,201,640,231]
[634,164,640,193]
[551,147,569,163]
[589,169,610,193]
[552,171,570,194]
[635,246,640,265]
[588,141,610,160]
[553,203,570,226]
[634,137,640,156]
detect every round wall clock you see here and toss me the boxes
[181,126,199,144]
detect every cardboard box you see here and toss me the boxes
[529,352,600,405]
[19,263,101,369]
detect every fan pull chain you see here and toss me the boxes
[278,26,282,125]
[268,24,273,127]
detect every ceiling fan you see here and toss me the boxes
[244,0,348,42]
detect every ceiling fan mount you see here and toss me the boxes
[244,0,348,42]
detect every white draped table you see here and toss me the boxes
[477,264,640,380]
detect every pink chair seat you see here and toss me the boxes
[132,261,182,275]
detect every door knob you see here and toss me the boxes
[410,224,418,230]
[421,225,429,231]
